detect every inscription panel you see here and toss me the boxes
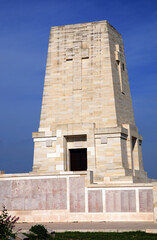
[139,189,153,212]
[88,190,103,212]
[69,176,85,212]
[106,190,136,212]
[0,178,67,211]
[46,178,67,209]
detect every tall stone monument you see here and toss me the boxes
[0,20,157,223]
[32,20,147,183]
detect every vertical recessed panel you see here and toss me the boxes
[88,190,103,212]
[46,178,67,210]
[139,189,153,212]
[69,176,85,212]
[106,190,136,212]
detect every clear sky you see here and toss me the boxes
[0,0,157,179]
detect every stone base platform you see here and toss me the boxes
[15,221,157,233]
[0,172,157,223]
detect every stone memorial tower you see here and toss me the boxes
[32,20,148,183]
[1,20,157,223]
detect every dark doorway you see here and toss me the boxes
[70,148,87,171]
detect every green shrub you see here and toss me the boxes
[30,225,48,239]
[24,224,54,240]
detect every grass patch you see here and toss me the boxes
[55,231,157,240]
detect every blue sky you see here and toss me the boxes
[0,0,157,178]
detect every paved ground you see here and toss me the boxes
[15,222,157,233]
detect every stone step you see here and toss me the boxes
[110,175,134,183]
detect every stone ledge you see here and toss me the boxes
[95,126,128,135]
[32,132,45,138]
[0,171,88,179]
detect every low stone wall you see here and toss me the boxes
[0,174,154,222]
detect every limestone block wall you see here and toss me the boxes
[32,123,148,184]
[95,127,129,178]
[33,123,96,173]
[0,174,154,222]
[123,124,147,181]
[108,23,135,126]
[39,20,135,131]
[32,20,147,182]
